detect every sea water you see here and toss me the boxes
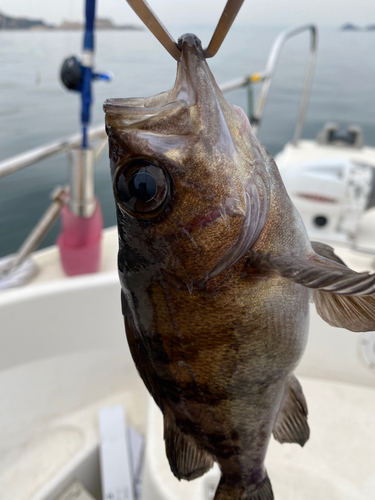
[1,25,375,257]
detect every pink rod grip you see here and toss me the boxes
[57,200,103,276]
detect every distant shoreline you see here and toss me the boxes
[0,12,144,31]
[0,28,145,31]
[340,23,375,31]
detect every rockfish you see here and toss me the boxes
[104,34,375,500]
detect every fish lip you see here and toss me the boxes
[177,33,205,60]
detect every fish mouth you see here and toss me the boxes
[177,33,205,61]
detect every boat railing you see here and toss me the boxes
[0,24,318,283]
[0,130,109,282]
[0,125,107,179]
[0,23,318,180]
[221,24,318,142]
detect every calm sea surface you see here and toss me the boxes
[1,25,375,257]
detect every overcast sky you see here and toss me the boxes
[1,0,375,27]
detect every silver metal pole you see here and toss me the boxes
[292,27,318,144]
[1,186,66,277]
[252,24,317,138]
[0,124,106,179]
[68,148,96,217]
[94,137,109,163]
[220,76,251,94]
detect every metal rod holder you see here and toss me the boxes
[68,147,96,218]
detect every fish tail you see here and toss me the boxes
[214,475,273,500]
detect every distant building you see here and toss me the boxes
[58,20,83,30]
[96,18,114,29]
[57,18,143,31]
[341,23,361,31]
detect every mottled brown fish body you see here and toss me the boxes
[142,270,308,475]
[105,33,375,500]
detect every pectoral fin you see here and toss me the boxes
[312,290,375,332]
[247,242,375,332]
[311,242,375,331]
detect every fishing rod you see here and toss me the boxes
[61,0,111,148]
[59,0,112,275]
[81,0,96,149]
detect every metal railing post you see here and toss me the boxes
[251,24,318,139]
[247,81,254,120]
[0,186,66,279]
[292,27,318,144]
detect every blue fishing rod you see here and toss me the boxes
[59,0,111,276]
[81,0,96,148]
[60,0,111,147]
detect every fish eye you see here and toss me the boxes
[113,158,171,219]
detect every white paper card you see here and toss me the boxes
[99,405,134,500]
[128,426,144,481]
[128,426,144,498]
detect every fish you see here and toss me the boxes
[104,33,375,500]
